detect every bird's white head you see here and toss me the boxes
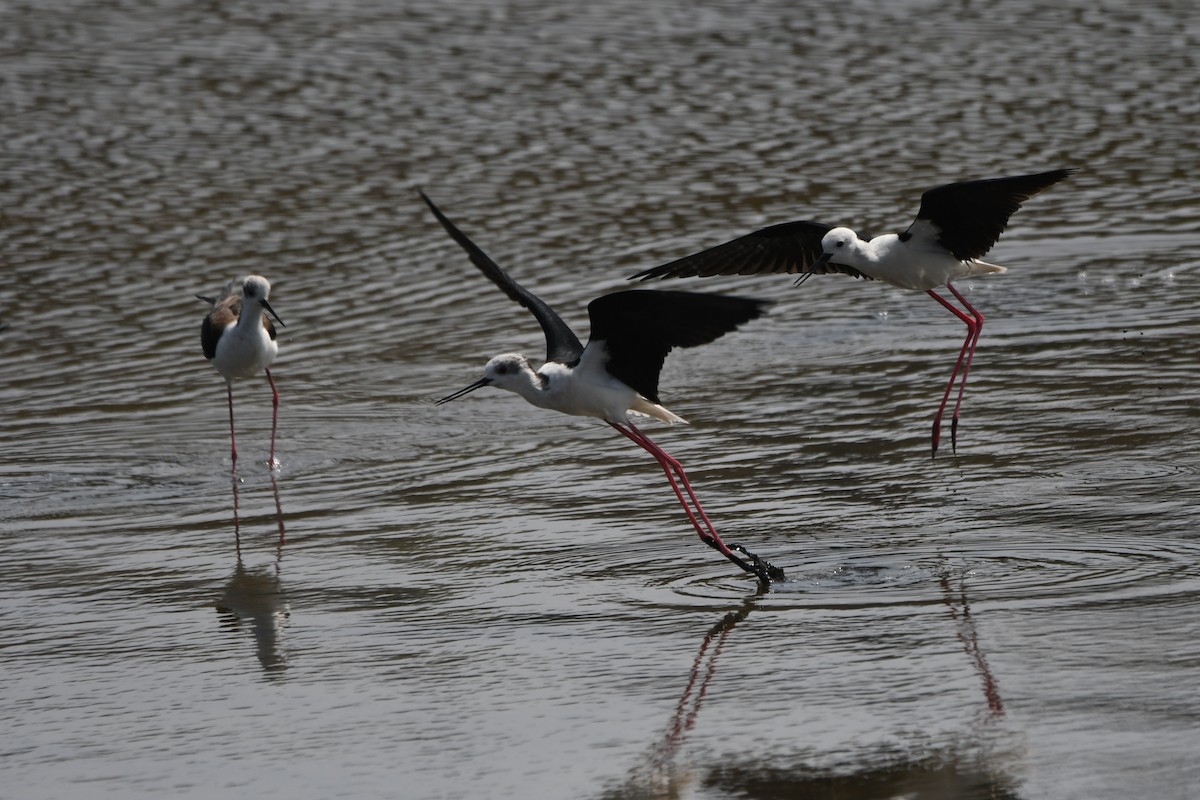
[819,226,859,255]
[810,226,862,272]
[436,353,537,406]
[481,353,535,390]
[240,275,286,328]
[242,275,272,302]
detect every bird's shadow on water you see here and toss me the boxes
[214,468,290,680]
[600,572,1020,800]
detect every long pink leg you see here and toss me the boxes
[926,287,980,457]
[609,422,775,582]
[265,368,279,467]
[611,422,717,544]
[945,282,985,451]
[226,381,239,464]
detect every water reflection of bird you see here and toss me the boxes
[217,472,289,677]
[198,275,286,467]
[700,756,1025,800]
[632,170,1074,456]
[603,592,1017,799]
[601,597,755,800]
[216,551,290,677]
[226,424,289,544]
[422,191,782,584]
[940,572,1004,717]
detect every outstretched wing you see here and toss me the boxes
[630,220,868,281]
[420,191,584,365]
[586,290,769,403]
[907,169,1075,261]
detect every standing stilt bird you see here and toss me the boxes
[198,275,285,466]
[631,169,1074,456]
[422,191,783,584]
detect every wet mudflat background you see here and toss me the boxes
[1,0,1198,798]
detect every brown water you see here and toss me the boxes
[2,1,1199,798]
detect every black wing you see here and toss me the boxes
[200,308,228,360]
[630,220,868,281]
[197,284,241,361]
[420,191,584,366]
[586,290,769,403]
[908,169,1075,261]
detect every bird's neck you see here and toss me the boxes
[838,233,902,277]
[503,362,555,408]
[851,233,891,263]
[235,301,264,331]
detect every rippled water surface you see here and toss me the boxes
[2,1,1199,798]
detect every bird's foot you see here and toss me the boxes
[950,417,959,454]
[931,418,942,459]
[729,543,785,584]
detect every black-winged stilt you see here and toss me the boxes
[198,275,285,467]
[631,169,1074,456]
[421,191,783,584]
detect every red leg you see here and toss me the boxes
[926,288,979,457]
[609,422,776,582]
[945,282,985,453]
[627,423,723,538]
[610,422,715,545]
[265,368,279,467]
[226,381,238,464]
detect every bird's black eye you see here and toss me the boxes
[836,240,845,248]
[496,364,508,375]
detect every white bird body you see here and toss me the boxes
[820,223,1007,291]
[212,291,279,379]
[199,274,285,466]
[633,169,1074,455]
[481,351,686,425]
[422,190,780,583]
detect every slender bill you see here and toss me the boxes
[260,299,286,328]
[797,252,833,285]
[436,377,492,406]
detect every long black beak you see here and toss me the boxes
[260,298,286,328]
[795,251,832,285]
[435,377,491,406]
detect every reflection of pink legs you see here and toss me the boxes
[941,575,1005,716]
[608,421,774,581]
[926,283,984,456]
[271,470,287,546]
[666,604,748,748]
[231,466,241,547]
